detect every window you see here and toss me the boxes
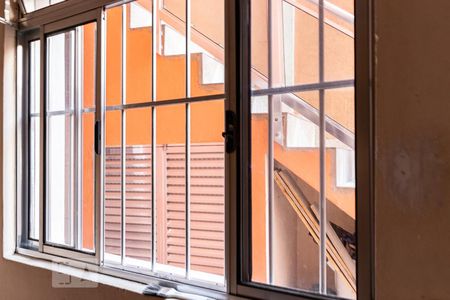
[11,0,371,299]
[102,2,225,283]
[22,0,66,13]
[238,0,357,299]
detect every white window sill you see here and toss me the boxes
[4,252,237,300]
[4,252,146,294]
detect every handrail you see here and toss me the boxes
[160,4,354,149]
[281,93,355,149]
[305,0,354,24]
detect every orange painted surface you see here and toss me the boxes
[79,2,354,286]
[251,116,269,282]
[251,116,355,282]
[82,22,96,250]
[104,5,224,147]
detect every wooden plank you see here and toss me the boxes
[274,170,356,292]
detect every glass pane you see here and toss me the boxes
[324,0,354,56]
[82,112,95,251]
[30,40,40,114]
[81,23,96,109]
[190,0,224,97]
[250,96,269,283]
[47,114,74,247]
[249,0,355,297]
[104,110,123,263]
[45,22,97,252]
[125,107,152,267]
[324,20,354,82]
[106,5,123,107]
[251,95,322,291]
[251,0,268,90]
[289,2,320,86]
[155,104,186,275]
[189,100,225,282]
[47,30,74,113]
[156,0,186,101]
[22,0,66,13]
[126,2,153,104]
[29,117,40,240]
[325,88,356,299]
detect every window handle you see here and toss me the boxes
[222,110,237,154]
[95,120,101,155]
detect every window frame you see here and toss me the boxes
[7,0,374,299]
[17,7,103,265]
[227,0,374,300]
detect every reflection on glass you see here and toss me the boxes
[47,114,74,247]
[251,0,268,90]
[157,0,186,101]
[190,100,225,281]
[22,0,66,13]
[325,90,356,299]
[30,40,40,114]
[82,113,95,251]
[106,6,123,107]
[155,104,186,274]
[190,0,224,97]
[125,107,152,266]
[126,2,153,104]
[82,23,96,109]
[47,31,74,113]
[45,23,97,252]
[29,39,40,241]
[250,0,355,297]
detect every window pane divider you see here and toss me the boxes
[251,79,354,97]
[318,0,327,294]
[38,25,45,253]
[185,0,192,279]
[120,4,128,266]
[151,0,158,272]
[105,94,226,111]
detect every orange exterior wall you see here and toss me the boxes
[82,0,354,285]
[82,4,225,250]
[104,5,224,147]
[82,22,96,250]
[251,116,355,282]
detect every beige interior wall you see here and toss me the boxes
[374,0,450,299]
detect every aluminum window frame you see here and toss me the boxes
[227,0,374,299]
[16,0,229,293]
[13,0,374,299]
[17,8,103,265]
[100,2,226,286]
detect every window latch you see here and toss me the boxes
[95,120,101,155]
[222,110,237,153]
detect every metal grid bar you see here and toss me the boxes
[151,0,157,272]
[97,7,106,265]
[75,26,82,251]
[46,110,74,116]
[318,0,327,294]
[251,79,354,97]
[120,4,127,265]
[185,0,192,279]
[267,0,274,285]
[104,93,225,111]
